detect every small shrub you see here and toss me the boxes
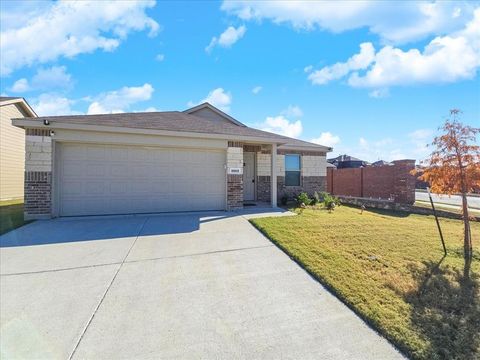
[296,192,311,206]
[311,191,320,205]
[323,193,341,211]
[318,191,329,201]
[280,194,288,206]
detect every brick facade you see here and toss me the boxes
[24,130,52,219]
[277,175,327,201]
[227,142,243,210]
[24,171,51,218]
[327,160,416,204]
[227,174,243,210]
[257,175,271,202]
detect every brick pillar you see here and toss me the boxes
[24,128,52,219]
[392,160,416,204]
[327,167,333,193]
[226,141,243,210]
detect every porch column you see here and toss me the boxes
[271,143,277,207]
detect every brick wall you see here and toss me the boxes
[327,160,416,204]
[257,175,271,202]
[24,171,51,218]
[227,142,243,210]
[24,129,52,219]
[278,175,327,200]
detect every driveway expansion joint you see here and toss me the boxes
[125,244,274,264]
[67,216,150,360]
[0,261,123,277]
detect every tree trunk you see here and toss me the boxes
[461,192,472,278]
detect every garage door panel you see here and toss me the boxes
[62,164,83,179]
[109,164,127,177]
[59,143,226,216]
[61,145,86,160]
[109,181,128,194]
[109,147,129,161]
[86,163,105,177]
[151,180,173,194]
[85,181,105,195]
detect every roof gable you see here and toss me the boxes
[0,97,37,117]
[183,102,245,127]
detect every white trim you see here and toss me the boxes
[271,144,277,207]
[183,102,246,127]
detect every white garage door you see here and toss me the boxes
[58,143,226,216]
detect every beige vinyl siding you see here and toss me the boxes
[0,103,26,200]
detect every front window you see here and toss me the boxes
[285,154,301,186]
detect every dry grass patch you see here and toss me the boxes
[250,206,479,360]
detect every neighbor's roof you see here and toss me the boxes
[0,97,37,117]
[371,160,392,166]
[13,104,330,151]
[328,154,365,162]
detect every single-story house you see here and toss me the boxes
[12,103,331,219]
[0,97,37,201]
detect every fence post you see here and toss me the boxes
[360,167,364,198]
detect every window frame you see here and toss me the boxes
[284,154,301,187]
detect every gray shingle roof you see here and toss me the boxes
[23,111,330,151]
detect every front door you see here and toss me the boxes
[243,152,255,201]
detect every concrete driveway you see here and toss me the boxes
[1,210,403,360]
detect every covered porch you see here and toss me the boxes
[226,142,280,210]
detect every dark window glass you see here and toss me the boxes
[285,154,301,186]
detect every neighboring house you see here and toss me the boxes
[327,154,369,169]
[0,97,37,201]
[12,103,331,219]
[371,160,392,167]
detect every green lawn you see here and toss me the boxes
[250,206,479,360]
[0,200,26,235]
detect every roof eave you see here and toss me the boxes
[12,118,287,145]
[279,143,333,152]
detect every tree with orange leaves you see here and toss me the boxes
[418,109,479,274]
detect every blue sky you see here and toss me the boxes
[1,0,479,162]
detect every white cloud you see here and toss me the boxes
[260,115,302,138]
[142,106,159,112]
[32,66,72,90]
[281,105,303,118]
[87,83,154,114]
[9,66,72,93]
[252,85,262,94]
[304,65,313,73]
[311,132,340,148]
[308,9,480,89]
[409,128,434,158]
[0,0,159,75]
[369,88,390,98]
[221,1,475,44]
[155,54,165,61]
[32,94,78,116]
[205,25,246,53]
[10,78,30,93]
[308,42,375,85]
[188,88,232,112]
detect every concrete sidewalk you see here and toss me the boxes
[1,209,404,359]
